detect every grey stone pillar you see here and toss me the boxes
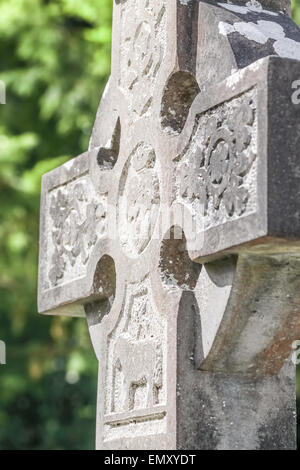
[38,0,300,450]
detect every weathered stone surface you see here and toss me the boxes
[38,0,300,450]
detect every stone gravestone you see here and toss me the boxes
[38,0,300,450]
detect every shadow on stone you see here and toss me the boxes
[84,254,116,327]
[160,71,200,135]
[97,117,121,170]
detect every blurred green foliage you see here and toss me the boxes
[0,0,300,450]
[0,0,112,450]
[293,0,300,24]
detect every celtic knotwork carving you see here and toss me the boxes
[119,0,166,117]
[175,89,257,226]
[48,178,107,286]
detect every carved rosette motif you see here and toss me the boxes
[118,143,160,258]
[105,277,166,429]
[119,0,166,117]
[47,177,107,286]
[175,89,257,229]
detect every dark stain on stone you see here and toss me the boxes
[258,406,296,450]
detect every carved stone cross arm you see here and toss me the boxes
[39,0,300,450]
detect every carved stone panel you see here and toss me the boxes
[118,143,160,257]
[46,174,107,287]
[104,276,167,442]
[174,88,257,232]
[119,0,166,118]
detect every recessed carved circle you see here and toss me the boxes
[161,71,200,135]
[118,142,160,258]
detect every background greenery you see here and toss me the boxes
[0,0,299,450]
[0,0,112,450]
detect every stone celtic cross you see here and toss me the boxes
[39,0,300,450]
